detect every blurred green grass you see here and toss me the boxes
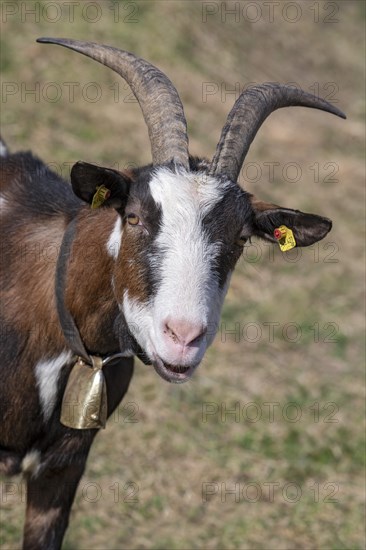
[1,1,365,549]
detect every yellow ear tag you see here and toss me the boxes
[274,225,296,252]
[91,185,110,209]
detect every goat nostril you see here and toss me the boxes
[190,325,207,344]
[164,323,180,345]
[164,320,207,347]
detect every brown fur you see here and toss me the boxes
[249,195,279,212]
[114,218,151,305]
[65,208,120,354]
[2,220,66,350]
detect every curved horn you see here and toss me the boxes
[37,38,189,168]
[209,83,346,182]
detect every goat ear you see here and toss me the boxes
[70,161,131,209]
[249,196,332,247]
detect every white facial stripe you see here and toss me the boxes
[149,168,227,323]
[35,351,72,421]
[107,216,122,260]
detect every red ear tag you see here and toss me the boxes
[274,227,285,240]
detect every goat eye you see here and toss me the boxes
[236,236,248,247]
[127,213,140,226]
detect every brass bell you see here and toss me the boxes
[60,356,107,429]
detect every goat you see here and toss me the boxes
[0,38,345,549]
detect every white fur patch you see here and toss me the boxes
[123,291,155,358]
[107,216,122,259]
[0,196,9,213]
[0,142,8,157]
[150,167,230,217]
[35,351,73,421]
[21,450,41,477]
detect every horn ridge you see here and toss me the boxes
[37,37,190,168]
[209,82,346,182]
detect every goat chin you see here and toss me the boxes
[152,355,198,384]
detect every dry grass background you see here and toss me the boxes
[0,1,365,549]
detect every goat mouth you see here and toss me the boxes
[152,356,197,384]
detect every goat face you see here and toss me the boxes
[71,160,335,383]
[71,162,251,383]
